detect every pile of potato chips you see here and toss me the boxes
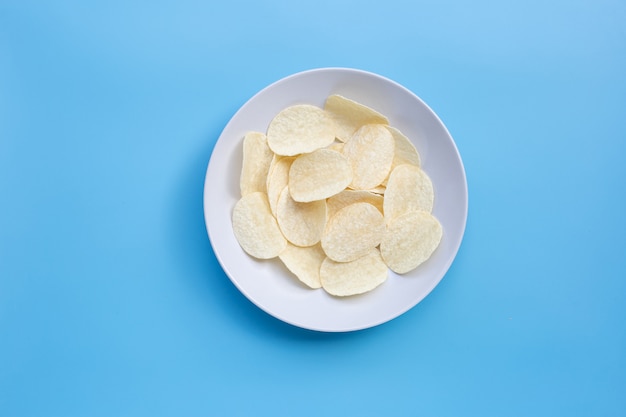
[232,95,442,297]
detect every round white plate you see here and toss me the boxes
[204,68,468,332]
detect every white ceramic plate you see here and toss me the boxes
[204,68,467,332]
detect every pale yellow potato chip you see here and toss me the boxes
[265,153,283,187]
[232,192,287,259]
[380,210,442,274]
[326,190,383,219]
[278,243,326,289]
[288,149,352,203]
[324,94,389,142]
[321,202,384,263]
[383,164,434,224]
[386,126,421,169]
[342,124,395,190]
[267,104,336,156]
[266,156,295,216]
[276,186,327,247]
[265,153,281,205]
[240,132,274,196]
[320,248,388,296]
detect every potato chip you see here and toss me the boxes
[320,248,388,296]
[386,126,421,169]
[232,192,287,259]
[267,104,336,156]
[380,210,442,274]
[342,124,395,190]
[326,190,383,219]
[265,153,283,186]
[288,149,352,202]
[276,186,327,247]
[266,156,295,216]
[240,132,274,196]
[265,153,283,203]
[383,164,434,224]
[279,243,326,289]
[324,94,389,142]
[321,202,384,263]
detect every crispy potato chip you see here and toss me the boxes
[279,243,326,289]
[232,192,287,259]
[288,149,352,202]
[265,153,283,187]
[320,248,388,296]
[240,132,274,196]
[266,156,295,216]
[342,124,395,190]
[276,186,327,247]
[326,190,383,219]
[384,164,434,224]
[267,104,336,156]
[321,202,384,262]
[386,126,421,169]
[324,94,389,142]
[380,210,442,274]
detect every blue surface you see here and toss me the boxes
[1,1,625,416]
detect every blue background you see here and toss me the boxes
[1,1,625,416]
